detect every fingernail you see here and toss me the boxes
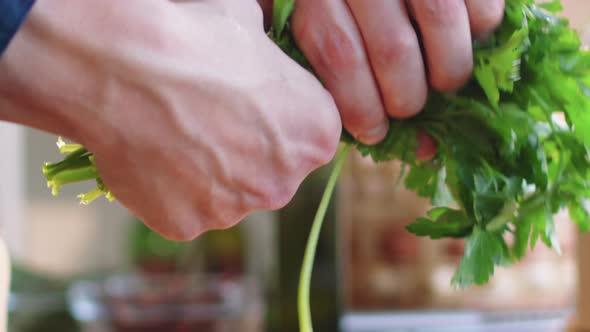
[357,123,389,145]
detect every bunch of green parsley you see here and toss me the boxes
[272,0,590,287]
[45,0,590,325]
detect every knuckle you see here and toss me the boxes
[145,216,203,242]
[321,129,341,163]
[372,32,417,67]
[316,26,365,72]
[311,133,340,168]
[419,0,464,25]
[268,191,294,210]
[243,171,296,211]
[258,183,296,210]
[296,88,341,165]
[194,209,242,237]
[200,197,243,231]
[164,231,199,242]
[313,103,342,164]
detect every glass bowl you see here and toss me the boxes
[67,273,263,332]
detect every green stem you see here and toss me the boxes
[298,144,351,332]
[50,166,99,189]
[62,147,90,161]
[43,157,93,179]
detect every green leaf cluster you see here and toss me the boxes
[272,0,590,288]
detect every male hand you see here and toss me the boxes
[0,0,341,240]
[290,0,505,145]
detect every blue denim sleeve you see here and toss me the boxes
[0,0,36,56]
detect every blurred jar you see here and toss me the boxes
[339,151,433,310]
[68,273,264,332]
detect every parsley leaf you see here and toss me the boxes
[451,226,511,287]
[407,207,473,239]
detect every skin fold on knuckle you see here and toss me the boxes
[411,0,474,92]
[372,30,417,69]
[415,0,465,26]
[307,131,340,168]
[292,0,365,74]
[269,188,296,211]
[293,0,388,145]
[373,35,427,118]
[185,198,247,240]
[256,180,297,211]
[312,24,366,75]
[314,98,342,165]
[142,194,221,242]
[307,133,340,170]
[237,153,296,212]
[143,217,199,242]
[254,141,323,212]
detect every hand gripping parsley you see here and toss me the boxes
[44,0,590,331]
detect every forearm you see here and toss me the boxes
[0,0,177,147]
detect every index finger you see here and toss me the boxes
[291,0,389,145]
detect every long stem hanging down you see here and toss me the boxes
[297,144,351,332]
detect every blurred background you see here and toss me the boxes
[1,1,589,332]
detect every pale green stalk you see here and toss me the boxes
[298,144,351,332]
